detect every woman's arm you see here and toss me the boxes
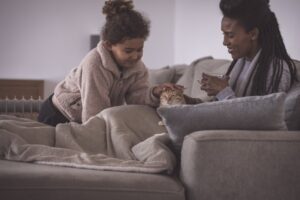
[200,73,231,100]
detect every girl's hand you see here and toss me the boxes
[199,73,229,96]
[152,83,184,98]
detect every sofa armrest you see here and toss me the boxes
[180,130,300,200]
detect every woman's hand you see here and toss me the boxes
[199,73,229,96]
[152,83,184,98]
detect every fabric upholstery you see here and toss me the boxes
[0,160,185,200]
[180,130,300,200]
[157,92,287,151]
[190,59,230,101]
[284,60,300,130]
[177,57,230,102]
[285,82,300,130]
[148,66,175,86]
[176,56,214,97]
[176,63,195,97]
[170,64,190,83]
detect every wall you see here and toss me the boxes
[174,0,300,64]
[0,0,299,97]
[135,0,175,69]
[174,0,224,64]
[271,0,300,60]
[0,0,175,97]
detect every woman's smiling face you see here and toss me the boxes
[221,16,259,60]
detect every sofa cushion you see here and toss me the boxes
[157,92,287,151]
[177,57,230,102]
[0,160,185,200]
[191,60,230,101]
[148,66,175,86]
[170,64,190,83]
[180,130,300,200]
[176,63,195,97]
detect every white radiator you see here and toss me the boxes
[0,96,43,119]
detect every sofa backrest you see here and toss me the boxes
[176,57,231,102]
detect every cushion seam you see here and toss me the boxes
[0,187,185,195]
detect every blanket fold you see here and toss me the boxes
[0,105,176,174]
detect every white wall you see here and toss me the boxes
[0,0,102,97]
[0,0,175,97]
[271,0,300,61]
[174,0,300,64]
[0,0,299,97]
[135,0,175,69]
[174,0,225,64]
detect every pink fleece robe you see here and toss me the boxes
[52,41,159,123]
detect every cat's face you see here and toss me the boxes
[160,88,186,106]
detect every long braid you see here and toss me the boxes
[244,12,297,95]
[220,0,297,97]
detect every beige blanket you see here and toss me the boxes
[0,105,176,174]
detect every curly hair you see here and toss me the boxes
[221,0,297,95]
[101,0,150,44]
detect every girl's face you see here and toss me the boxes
[106,38,145,69]
[221,16,259,60]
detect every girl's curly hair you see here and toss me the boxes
[101,0,150,44]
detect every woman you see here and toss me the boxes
[200,0,297,100]
[38,0,178,126]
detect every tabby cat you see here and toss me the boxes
[158,88,202,125]
[159,88,186,106]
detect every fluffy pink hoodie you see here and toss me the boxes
[52,41,158,123]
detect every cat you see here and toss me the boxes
[158,88,202,125]
[159,88,186,106]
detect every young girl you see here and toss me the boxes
[38,0,176,126]
[200,0,298,100]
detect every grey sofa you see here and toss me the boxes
[1,57,300,200]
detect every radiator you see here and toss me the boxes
[0,97,43,120]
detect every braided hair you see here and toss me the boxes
[221,0,297,95]
[101,0,150,44]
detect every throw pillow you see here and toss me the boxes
[148,67,175,86]
[157,92,287,151]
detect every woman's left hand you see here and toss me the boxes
[152,83,184,98]
[199,73,229,96]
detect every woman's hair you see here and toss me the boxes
[221,0,297,95]
[101,0,150,44]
